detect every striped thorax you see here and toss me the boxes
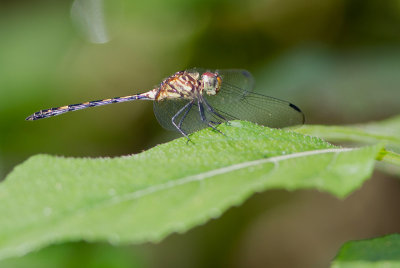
[152,71,222,101]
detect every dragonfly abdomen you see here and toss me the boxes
[26,94,151,121]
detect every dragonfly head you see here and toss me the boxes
[201,72,222,96]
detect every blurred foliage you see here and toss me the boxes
[332,234,400,268]
[297,114,400,153]
[0,242,146,268]
[1,0,400,267]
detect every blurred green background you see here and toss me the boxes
[1,0,400,267]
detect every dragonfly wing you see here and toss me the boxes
[204,79,305,128]
[216,69,255,93]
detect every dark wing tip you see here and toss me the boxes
[289,103,305,124]
[289,103,301,112]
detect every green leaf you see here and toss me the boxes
[331,234,400,268]
[296,114,400,150]
[295,115,400,169]
[0,121,382,260]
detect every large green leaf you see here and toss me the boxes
[0,121,382,260]
[331,234,400,268]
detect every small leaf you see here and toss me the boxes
[0,121,382,260]
[331,234,400,268]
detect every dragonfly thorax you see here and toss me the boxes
[154,71,201,101]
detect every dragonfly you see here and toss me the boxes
[26,68,305,138]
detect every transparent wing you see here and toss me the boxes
[153,69,304,134]
[204,73,305,128]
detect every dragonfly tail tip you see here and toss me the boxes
[25,115,36,121]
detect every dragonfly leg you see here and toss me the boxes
[172,100,194,140]
[178,102,193,130]
[201,97,229,122]
[198,99,225,136]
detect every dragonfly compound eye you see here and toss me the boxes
[201,72,221,96]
